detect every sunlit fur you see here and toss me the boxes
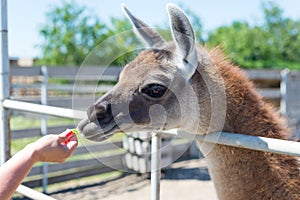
[202,47,300,199]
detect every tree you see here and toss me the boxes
[207,21,274,68]
[182,6,204,43]
[36,0,107,66]
[36,1,300,69]
[206,1,300,69]
[262,1,300,64]
[102,17,139,66]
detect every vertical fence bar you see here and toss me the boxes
[41,66,48,193]
[0,0,10,165]
[151,132,161,200]
[280,69,289,116]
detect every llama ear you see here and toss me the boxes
[166,3,198,80]
[121,3,166,48]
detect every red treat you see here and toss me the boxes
[65,130,73,139]
[62,129,75,145]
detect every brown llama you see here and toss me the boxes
[78,4,300,200]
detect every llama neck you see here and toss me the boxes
[202,143,300,200]
[201,91,300,200]
[209,84,300,199]
[191,49,300,199]
[223,69,290,139]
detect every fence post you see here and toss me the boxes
[41,66,48,193]
[0,0,10,165]
[280,68,289,116]
[151,132,161,200]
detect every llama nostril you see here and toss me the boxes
[87,102,107,122]
[87,101,113,124]
[96,102,113,123]
[87,104,97,122]
[95,102,106,113]
[95,102,110,119]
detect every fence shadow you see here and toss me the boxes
[162,166,211,181]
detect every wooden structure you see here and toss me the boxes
[2,65,299,199]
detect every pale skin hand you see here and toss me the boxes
[0,130,78,200]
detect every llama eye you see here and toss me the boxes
[141,84,167,98]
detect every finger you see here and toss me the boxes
[58,129,71,138]
[69,134,78,142]
[58,132,68,143]
[59,129,76,144]
[64,133,78,145]
[66,140,78,154]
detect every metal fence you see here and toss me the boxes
[2,66,300,200]
[2,63,300,200]
[2,67,300,200]
[2,100,300,200]
[6,65,197,198]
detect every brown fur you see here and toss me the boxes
[201,47,300,200]
[118,46,300,199]
[80,45,300,199]
[80,5,300,199]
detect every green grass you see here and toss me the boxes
[12,170,124,198]
[9,114,125,156]
[46,170,124,193]
[11,137,40,154]
[10,115,125,154]
[10,115,76,153]
[10,115,74,130]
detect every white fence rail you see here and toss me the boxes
[3,65,300,200]
[4,99,300,157]
[16,185,57,200]
[164,130,300,157]
[2,99,86,119]
[4,66,300,200]
[3,100,300,200]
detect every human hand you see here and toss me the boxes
[28,130,78,163]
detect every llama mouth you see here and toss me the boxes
[77,113,167,142]
[77,118,119,142]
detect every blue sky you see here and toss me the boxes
[7,0,300,58]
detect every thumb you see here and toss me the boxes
[66,140,78,154]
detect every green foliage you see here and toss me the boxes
[36,0,300,69]
[36,0,141,66]
[207,22,275,68]
[206,1,300,69]
[262,1,300,65]
[180,5,204,43]
[97,17,139,66]
[36,0,107,66]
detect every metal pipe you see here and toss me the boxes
[3,98,300,157]
[151,133,161,200]
[0,0,10,165]
[1,1,61,199]
[41,66,48,193]
[41,66,48,135]
[16,185,57,200]
[164,129,300,157]
[280,69,289,116]
[2,99,86,120]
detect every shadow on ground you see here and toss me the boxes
[13,158,212,200]
[162,166,211,181]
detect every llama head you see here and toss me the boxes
[78,4,214,141]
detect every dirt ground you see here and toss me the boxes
[49,158,218,200]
